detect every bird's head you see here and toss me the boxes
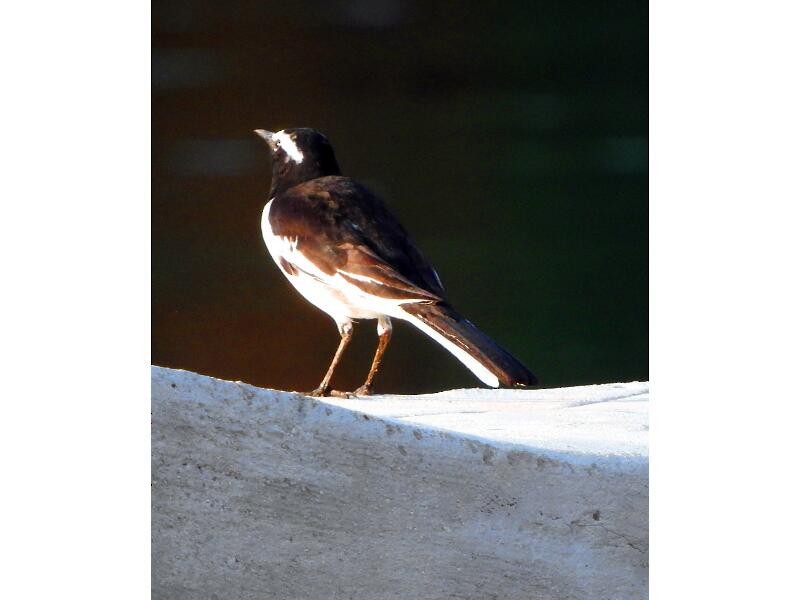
[254,127,341,195]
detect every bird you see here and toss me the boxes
[255,127,536,397]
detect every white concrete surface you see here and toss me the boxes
[152,366,648,600]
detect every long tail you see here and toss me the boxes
[400,303,537,388]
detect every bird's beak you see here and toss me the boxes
[254,129,276,148]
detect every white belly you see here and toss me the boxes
[261,199,410,324]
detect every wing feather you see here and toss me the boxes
[269,176,447,303]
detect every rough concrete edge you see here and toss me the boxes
[151,365,649,475]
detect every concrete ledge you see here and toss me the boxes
[152,367,648,599]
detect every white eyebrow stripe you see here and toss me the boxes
[274,131,304,164]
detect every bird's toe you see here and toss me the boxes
[351,384,373,397]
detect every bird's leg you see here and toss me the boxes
[308,321,353,397]
[352,317,392,397]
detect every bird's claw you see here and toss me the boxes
[305,386,373,398]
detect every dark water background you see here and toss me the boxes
[152,0,648,394]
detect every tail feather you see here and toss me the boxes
[401,303,537,388]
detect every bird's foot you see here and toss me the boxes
[306,386,330,397]
[351,384,373,397]
[307,386,373,398]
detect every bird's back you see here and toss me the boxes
[269,176,446,301]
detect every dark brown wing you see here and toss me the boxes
[269,176,446,302]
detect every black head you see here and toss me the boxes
[254,127,341,196]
